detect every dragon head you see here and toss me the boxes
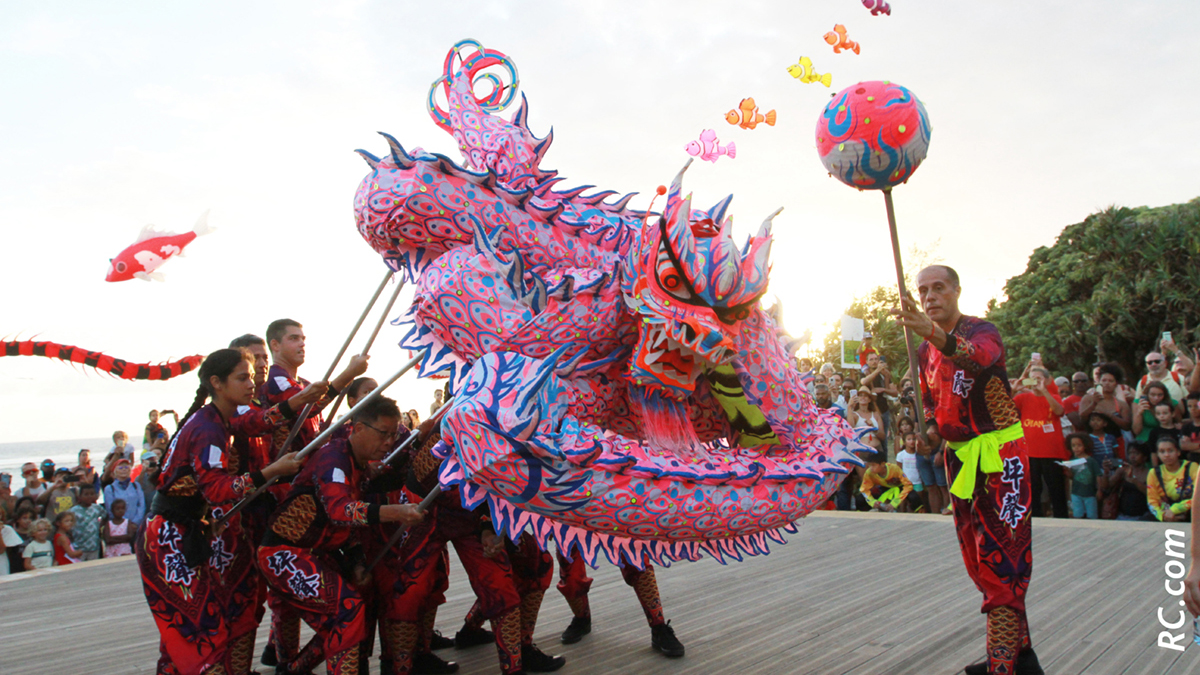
[622,161,778,401]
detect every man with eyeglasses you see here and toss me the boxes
[259,394,424,675]
[1063,372,1092,431]
[1135,346,1190,404]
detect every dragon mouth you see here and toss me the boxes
[643,322,733,369]
[632,320,738,404]
[641,323,696,377]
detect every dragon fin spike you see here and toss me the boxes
[578,189,617,206]
[558,184,593,200]
[532,125,554,163]
[553,344,590,378]
[470,215,500,259]
[532,176,566,198]
[526,271,548,313]
[512,93,532,132]
[354,149,381,169]
[378,132,416,169]
[709,194,735,224]
[487,221,506,248]
[609,192,638,212]
[717,214,736,249]
[514,344,569,420]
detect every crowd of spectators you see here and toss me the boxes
[803,334,1200,522]
[0,411,170,575]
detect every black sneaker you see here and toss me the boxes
[1017,648,1044,674]
[413,650,459,674]
[521,644,566,672]
[429,630,455,651]
[651,621,685,658]
[560,616,592,644]
[963,648,1044,675]
[262,642,278,667]
[454,624,494,649]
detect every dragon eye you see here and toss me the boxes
[655,245,696,303]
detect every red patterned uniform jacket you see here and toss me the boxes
[917,315,1021,443]
[262,364,337,458]
[157,403,288,505]
[265,439,381,552]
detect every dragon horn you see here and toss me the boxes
[355,149,381,169]
[378,132,416,170]
[758,207,782,239]
[732,208,780,300]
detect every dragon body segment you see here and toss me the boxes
[354,40,872,567]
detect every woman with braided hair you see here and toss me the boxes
[137,348,310,675]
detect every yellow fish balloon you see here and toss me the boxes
[786,56,832,87]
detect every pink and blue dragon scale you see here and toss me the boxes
[353,40,873,568]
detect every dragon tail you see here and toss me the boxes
[2,339,203,381]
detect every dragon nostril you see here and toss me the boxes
[683,323,697,343]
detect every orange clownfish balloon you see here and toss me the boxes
[824,24,860,55]
[725,97,777,130]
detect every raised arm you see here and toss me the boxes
[1147,470,1167,521]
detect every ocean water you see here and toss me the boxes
[0,438,115,478]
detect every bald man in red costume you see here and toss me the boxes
[893,265,1041,675]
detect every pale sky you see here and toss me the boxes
[2,1,1197,443]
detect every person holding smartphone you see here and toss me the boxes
[37,468,77,522]
[1012,366,1069,519]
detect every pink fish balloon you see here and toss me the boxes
[863,0,891,15]
[106,211,215,282]
[684,129,736,163]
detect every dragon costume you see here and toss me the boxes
[352,40,872,569]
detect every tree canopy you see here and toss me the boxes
[811,244,943,379]
[986,197,1200,380]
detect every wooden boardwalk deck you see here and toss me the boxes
[2,511,1198,674]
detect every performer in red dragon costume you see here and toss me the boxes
[893,265,1041,675]
[258,394,423,675]
[137,348,319,675]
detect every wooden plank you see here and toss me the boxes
[0,512,1196,675]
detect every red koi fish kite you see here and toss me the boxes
[106,211,215,282]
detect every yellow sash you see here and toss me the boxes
[946,423,1025,500]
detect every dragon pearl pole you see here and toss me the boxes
[883,188,928,435]
[273,270,393,461]
[365,485,443,573]
[325,275,408,421]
